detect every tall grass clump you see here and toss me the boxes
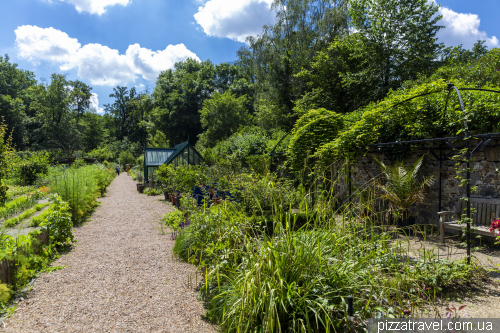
[170,165,488,332]
[0,195,38,220]
[48,163,115,223]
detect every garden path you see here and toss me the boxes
[1,173,215,332]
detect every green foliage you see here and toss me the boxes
[153,60,253,145]
[230,172,299,217]
[349,0,442,94]
[40,194,74,245]
[148,130,169,148]
[144,187,162,196]
[118,150,135,166]
[155,164,175,193]
[440,40,490,66]
[156,164,207,194]
[239,0,349,129]
[6,185,36,199]
[201,127,289,167]
[294,0,443,120]
[176,201,487,331]
[48,164,115,222]
[173,203,258,267]
[408,257,487,292]
[294,33,381,116]
[0,284,11,304]
[18,152,50,185]
[198,91,252,148]
[3,202,50,228]
[0,122,13,206]
[287,108,344,171]
[162,210,184,230]
[375,155,435,215]
[30,205,53,227]
[313,76,500,163]
[0,194,75,296]
[0,195,38,220]
[88,145,117,163]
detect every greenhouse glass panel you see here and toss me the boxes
[145,149,174,166]
[142,141,203,183]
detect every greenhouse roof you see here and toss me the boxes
[143,141,203,181]
[163,141,190,165]
[144,148,176,167]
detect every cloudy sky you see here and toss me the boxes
[0,0,498,112]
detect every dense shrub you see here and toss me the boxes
[48,164,115,222]
[18,152,50,185]
[119,150,136,166]
[162,209,184,230]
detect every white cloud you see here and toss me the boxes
[89,93,104,114]
[126,43,200,82]
[15,26,80,65]
[432,1,499,49]
[194,0,275,42]
[15,25,200,86]
[58,0,130,15]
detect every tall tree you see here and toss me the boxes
[349,0,443,96]
[38,74,82,154]
[68,80,92,124]
[82,111,108,151]
[0,55,37,149]
[198,91,252,148]
[238,0,349,130]
[153,59,215,145]
[105,86,137,140]
[294,0,444,116]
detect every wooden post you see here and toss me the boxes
[439,215,445,244]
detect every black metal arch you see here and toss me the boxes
[270,83,500,264]
[366,83,500,264]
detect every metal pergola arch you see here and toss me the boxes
[270,83,500,264]
[363,83,500,264]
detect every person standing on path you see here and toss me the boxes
[115,165,120,175]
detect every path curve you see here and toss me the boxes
[1,173,215,333]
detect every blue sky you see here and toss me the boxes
[0,0,498,112]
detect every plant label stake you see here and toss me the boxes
[347,295,353,316]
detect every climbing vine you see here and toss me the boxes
[287,108,344,171]
[0,121,14,205]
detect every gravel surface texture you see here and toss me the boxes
[394,230,500,318]
[1,173,216,332]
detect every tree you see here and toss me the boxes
[128,92,154,149]
[105,86,137,140]
[37,74,82,155]
[293,0,444,117]
[294,33,380,116]
[238,0,349,130]
[349,0,443,97]
[439,40,490,65]
[68,80,92,124]
[153,59,215,145]
[198,91,252,148]
[149,130,169,148]
[0,121,14,204]
[0,55,37,149]
[82,111,108,151]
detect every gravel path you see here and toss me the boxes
[1,173,216,332]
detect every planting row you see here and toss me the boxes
[0,163,116,312]
[157,165,487,332]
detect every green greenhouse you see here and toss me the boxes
[143,141,203,182]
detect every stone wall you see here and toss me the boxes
[350,140,500,225]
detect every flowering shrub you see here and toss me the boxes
[490,219,500,243]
